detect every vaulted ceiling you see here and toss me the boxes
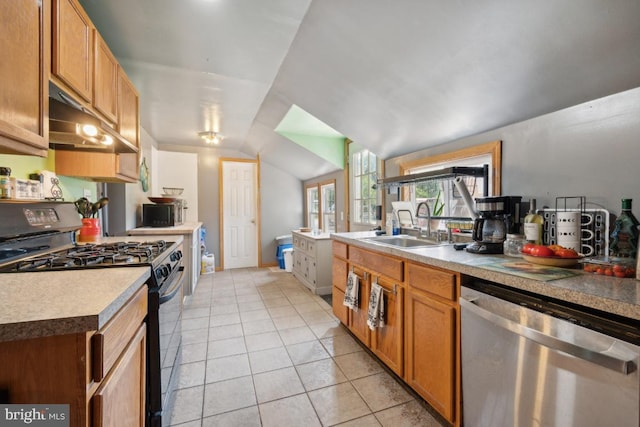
[80,0,640,180]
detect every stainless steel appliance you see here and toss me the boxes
[0,200,184,427]
[466,196,522,254]
[143,200,184,227]
[461,281,640,427]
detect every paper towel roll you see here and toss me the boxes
[453,177,478,220]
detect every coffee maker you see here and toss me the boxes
[466,196,522,254]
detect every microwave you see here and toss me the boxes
[142,202,183,227]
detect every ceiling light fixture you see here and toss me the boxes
[198,131,223,144]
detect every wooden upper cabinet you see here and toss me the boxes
[0,0,49,156]
[93,32,119,124]
[52,0,93,102]
[56,150,138,183]
[118,71,140,149]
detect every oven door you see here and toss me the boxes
[147,265,184,427]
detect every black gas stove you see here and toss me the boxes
[1,240,172,272]
[0,200,184,427]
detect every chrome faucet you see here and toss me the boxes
[415,202,431,239]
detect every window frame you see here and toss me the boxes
[305,179,337,232]
[399,140,502,203]
[350,149,378,227]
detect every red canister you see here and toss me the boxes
[78,218,101,242]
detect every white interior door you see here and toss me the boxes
[222,160,258,269]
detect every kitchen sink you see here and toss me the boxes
[362,235,445,248]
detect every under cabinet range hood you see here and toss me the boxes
[48,83,137,153]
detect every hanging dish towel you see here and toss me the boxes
[343,271,359,311]
[367,282,385,330]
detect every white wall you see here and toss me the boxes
[155,151,198,222]
[105,127,157,235]
[386,87,640,219]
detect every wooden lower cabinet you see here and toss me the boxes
[331,241,461,426]
[0,285,147,427]
[93,323,146,427]
[369,275,404,376]
[406,261,460,425]
[405,288,456,422]
[348,266,370,346]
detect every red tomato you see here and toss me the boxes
[530,245,555,257]
[612,264,627,273]
[522,243,536,254]
[554,248,579,258]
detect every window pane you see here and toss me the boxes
[354,176,361,199]
[353,152,361,176]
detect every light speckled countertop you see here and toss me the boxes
[332,231,640,321]
[0,267,150,342]
[0,235,185,342]
[128,221,203,235]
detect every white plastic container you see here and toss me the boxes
[201,253,215,274]
[283,248,294,272]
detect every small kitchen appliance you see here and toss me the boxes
[143,199,185,227]
[466,196,522,254]
[0,200,184,427]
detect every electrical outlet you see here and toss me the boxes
[83,189,91,199]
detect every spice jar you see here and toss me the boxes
[0,167,11,199]
[504,234,525,257]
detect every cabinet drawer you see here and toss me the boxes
[407,263,457,301]
[92,285,147,382]
[333,241,347,259]
[307,240,315,253]
[349,246,403,282]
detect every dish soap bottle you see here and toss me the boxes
[524,199,543,245]
[609,198,639,258]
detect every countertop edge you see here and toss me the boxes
[331,232,640,321]
[128,222,203,235]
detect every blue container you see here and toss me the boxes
[277,243,293,269]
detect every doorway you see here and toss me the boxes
[220,159,259,269]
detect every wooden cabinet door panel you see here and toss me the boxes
[93,32,118,123]
[117,71,139,148]
[332,287,349,325]
[406,291,455,422]
[370,276,403,376]
[53,0,93,101]
[93,323,146,427]
[332,257,348,293]
[116,153,139,180]
[348,266,370,346]
[0,0,48,155]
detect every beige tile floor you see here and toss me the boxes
[168,267,448,427]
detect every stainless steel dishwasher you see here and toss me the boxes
[460,281,640,427]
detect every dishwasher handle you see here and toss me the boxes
[460,295,638,375]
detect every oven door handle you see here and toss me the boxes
[460,296,638,375]
[159,267,184,305]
